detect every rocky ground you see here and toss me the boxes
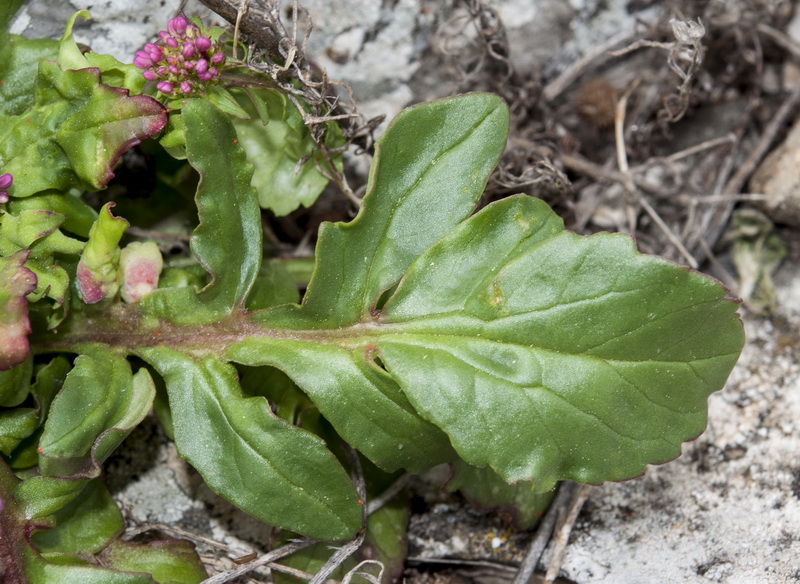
[10,0,800,582]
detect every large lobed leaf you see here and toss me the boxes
[230,93,509,475]
[232,95,744,493]
[274,93,510,326]
[29,93,744,541]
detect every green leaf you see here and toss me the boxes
[232,92,740,491]
[0,250,37,370]
[0,34,59,117]
[228,93,508,474]
[206,85,250,119]
[0,459,154,584]
[360,496,409,583]
[229,340,456,474]
[17,353,154,519]
[0,53,167,198]
[38,352,153,477]
[371,195,744,489]
[245,259,301,312]
[7,193,98,239]
[272,93,509,326]
[273,475,409,584]
[56,11,93,72]
[0,208,84,305]
[0,354,31,407]
[141,98,261,322]
[31,480,123,555]
[1,357,69,465]
[83,53,147,95]
[230,87,343,216]
[140,347,362,540]
[76,203,128,304]
[447,460,554,529]
[0,357,69,455]
[0,0,27,30]
[98,540,207,583]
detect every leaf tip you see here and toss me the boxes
[0,250,37,371]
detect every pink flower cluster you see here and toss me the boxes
[0,173,12,204]
[134,16,226,97]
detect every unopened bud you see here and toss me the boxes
[119,241,163,303]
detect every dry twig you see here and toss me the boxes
[543,484,591,583]
[512,481,581,584]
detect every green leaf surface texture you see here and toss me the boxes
[31,480,123,555]
[226,94,743,492]
[0,459,154,584]
[448,460,554,529]
[16,352,154,520]
[139,347,362,541]
[280,93,510,326]
[98,539,207,584]
[375,196,744,488]
[141,98,261,322]
[8,194,98,238]
[0,54,167,198]
[229,94,508,473]
[230,87,343,216]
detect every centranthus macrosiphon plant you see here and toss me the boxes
[0,7,744,583]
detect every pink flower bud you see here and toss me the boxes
[180,81,193,94]
[119,242,163,303]
[0,173,10,203]
[142,69,157,81]
[182,44,196,58]
[157,81,174,94]
[157,66,169,76]
[210,51,225,65]
[165,36,179,49]
[133,52,153,69]
[169,64,180,75]
[183,60,194,70]
[208,67,219,78]
[195,37,212,52]
[158,31,170,42]
[168,16,188,36]
[144,43,163,59]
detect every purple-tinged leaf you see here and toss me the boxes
[118,241,163,304]
[77,203,128,304]
[0,56,167,198]
[0,250,37,371]
[0,209,83,307]
[0,459,155,583]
